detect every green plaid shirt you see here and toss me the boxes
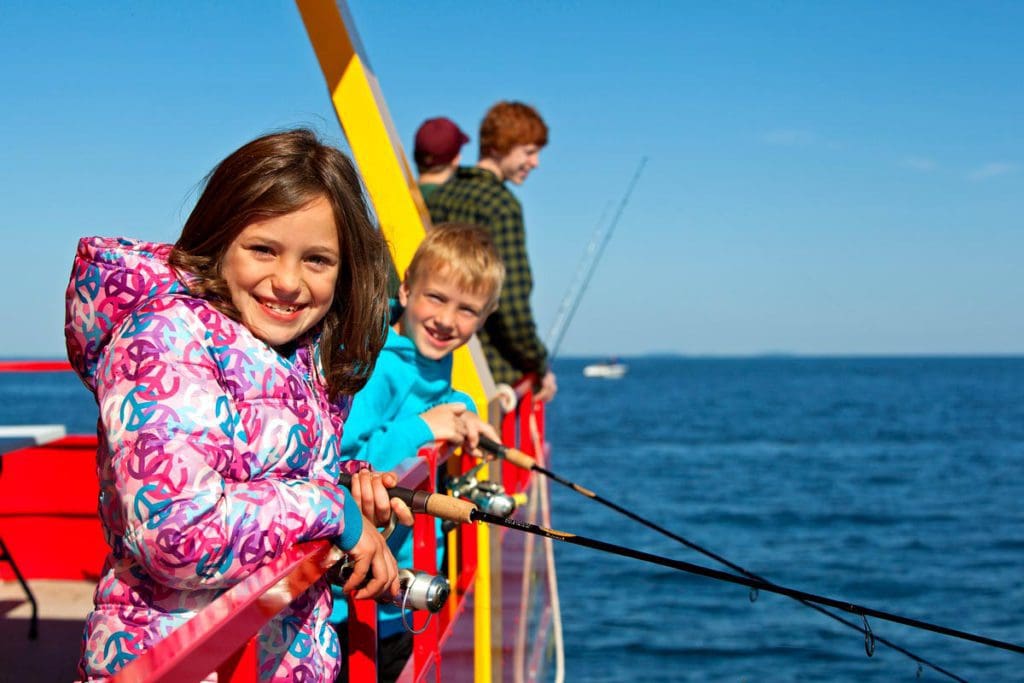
[427,166,548,386]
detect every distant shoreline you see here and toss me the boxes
[3,354,1023,365]
[559,353,1024,361]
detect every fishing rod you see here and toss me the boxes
[357,475,1024,659]
[475,436,969,681]
[546,157,647,361]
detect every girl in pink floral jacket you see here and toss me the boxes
[65,129,408,681]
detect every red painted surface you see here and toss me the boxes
[501,379,541,494]
[111,540,338,683]
[348,596,379,681]
[215,638,259,682]
[0,396,552,682]
[410,447,441,681]
[0,360,72,372]
[455,452,478,598]
[0,435,106,581]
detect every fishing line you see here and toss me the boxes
[355,473,1024,659]
[476,435,970,680]
[468,507,1024,656]
[545,157,647,361]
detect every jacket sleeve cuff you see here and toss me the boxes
[335,489,364,551]
[406,416,436,452]
[362,416,435,470]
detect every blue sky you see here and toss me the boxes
[2,1,1021,358]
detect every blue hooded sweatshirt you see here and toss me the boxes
[331,326,475,636]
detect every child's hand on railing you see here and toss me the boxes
[420,403,500,457]
[420,403,469,444]
[337,516,400,602]
[462,414,500,457]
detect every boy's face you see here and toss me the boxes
[496,143,542,185]
[398,269,493,361]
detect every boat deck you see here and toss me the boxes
[0,579,93,682]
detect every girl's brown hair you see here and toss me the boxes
[169,128,389,398]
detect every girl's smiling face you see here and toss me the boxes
[220,195,340,348]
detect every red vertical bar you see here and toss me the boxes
[533,400,546,465]
[518,388,533,456]
[348,596,378,682]
[215,636,259,682]
[456,449,477,594]
[507,388,536,493]
[501,397,521,492]
[412,448,441,681]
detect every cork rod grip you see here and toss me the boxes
[476,435,537,471]
[500,446,536,470]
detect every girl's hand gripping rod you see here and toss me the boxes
[338,472,477,525]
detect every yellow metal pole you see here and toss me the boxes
[295,3,495,680]
[475,507,493,682]
[295,0,489,422]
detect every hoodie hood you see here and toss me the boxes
[64,236,188,391]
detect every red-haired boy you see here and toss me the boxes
[426,101,557,401]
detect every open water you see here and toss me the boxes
[2,357,1022,681]
[546,357,1024,682]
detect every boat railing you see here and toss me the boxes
[497,376,564,683]
[109,446,460,683]
[1,360,555,682]
[501,376,546,492]
[0,360,73,372]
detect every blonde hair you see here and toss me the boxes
[405,223,504,312]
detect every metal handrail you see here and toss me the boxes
[110,450,455,683]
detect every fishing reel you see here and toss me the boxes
[396,568,449,614]
[329,563,450,614]
[446,465,518,519]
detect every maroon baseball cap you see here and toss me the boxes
[414,117,469,167]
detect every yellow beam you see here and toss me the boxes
[295,0,489,423]
[475,517,493,682]
[296,0,425,275]
[296,3,496,680]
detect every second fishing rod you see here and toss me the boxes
[355,470,1024,660]
[475,435,968,682]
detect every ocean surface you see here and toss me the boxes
[2,357,1022,682]
[545,357,1024,682]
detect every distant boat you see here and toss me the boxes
[583,359,627,379]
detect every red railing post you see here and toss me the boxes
[411,446,441,680]
[502,376,538,494]
[215,637,259,682]
[347,596,379,681]
[455,450,478,597]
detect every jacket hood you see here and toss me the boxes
[383,327,456,382]
[64,236,188,391]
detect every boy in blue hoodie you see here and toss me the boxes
[332,222,504,682]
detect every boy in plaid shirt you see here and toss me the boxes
[427,101,557,401]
